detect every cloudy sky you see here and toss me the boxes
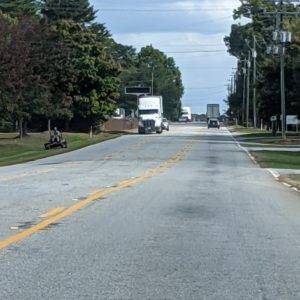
[90,0,240,114]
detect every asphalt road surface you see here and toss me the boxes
[1,123,300,299]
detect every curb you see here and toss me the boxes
[228,129,300,194]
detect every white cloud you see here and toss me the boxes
[91,0,240,114]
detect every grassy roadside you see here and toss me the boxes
[229,126,300,146]
[279,175,300,190]
[228,125,269,136]
[0,132,121,167]
[250,151,300,169]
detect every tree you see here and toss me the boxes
[0,0,38,16]
[224,0,300,125]
[38,19,121,134]
[109,43,139,110]
[41,0,96,23]
[136,46,184,120]
[33,19,77,132]
[0,13,41,138]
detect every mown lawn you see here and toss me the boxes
[280,174,300,190]
[251,151,300,169]
[230,126,300,141]
[0,132,121,167]
[229,125,269,135]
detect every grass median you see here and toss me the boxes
[251,151,300,169]
[0,132,121,167]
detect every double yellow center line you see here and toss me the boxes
[0,143,194,250]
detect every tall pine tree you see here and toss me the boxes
[41,0,96,23]
[0,0,38,16]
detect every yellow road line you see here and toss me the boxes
[40,207,65,219]
[0,143,194,251]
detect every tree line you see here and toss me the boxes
[224,0,300,127]
[0,0,184,137]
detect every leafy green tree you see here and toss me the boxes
[224,0,300,125]
[0,13,41,138]
[39,0,120,133]
[109,43,139,110]
[41,20,120,134]
[33,20,75,131]
[136,46,184,120]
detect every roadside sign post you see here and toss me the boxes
[270,116,277,136]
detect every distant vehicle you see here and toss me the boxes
[44,130,68,150]
[138,96,163,134]
[208,118,220,129]
[162,118,169,131]
[180,107,192,122]
[179,116,188,122]
[207,104,220,120]
[113,108,125,119]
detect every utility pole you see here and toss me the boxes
[263,0,298,139]
[242,60,247,126]
[151,67,154,96]
[252,36,257,128]
[246,52,251,128]
[279,0,287,140]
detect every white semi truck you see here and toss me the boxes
[179,107,192,122]
[207,104,220,120]
[138,96,163,134]
[207,104,220,129]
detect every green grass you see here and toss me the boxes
[241,138,300,148]
[229,125,268,134]
[251,151,300,169]
[280,174,300,189]
[0,132,121,167]
[230,125,300,141]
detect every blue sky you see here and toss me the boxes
[90,0,240,114]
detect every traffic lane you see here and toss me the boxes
[1,128,300,299]
[0,126,195,241]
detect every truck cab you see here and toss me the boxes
[181,107,192,122]
[138,96,163,134]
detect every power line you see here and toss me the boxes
[132,43,225,47]
[165,50,225,54]
[100,7,234,12]
[185,85,227,90]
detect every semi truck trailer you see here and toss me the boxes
[138,96,163,134]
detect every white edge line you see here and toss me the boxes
[227,128,300,193]
[267,169,280,180]
[228,130,258,165]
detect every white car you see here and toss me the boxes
[208,118,220,129]
[162,118,169,131]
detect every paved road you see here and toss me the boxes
[1,124,300,299]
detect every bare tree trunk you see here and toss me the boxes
[23,120,28,136]
[48,119,51,135]
[19,118,23,140]
[89,125,93,138]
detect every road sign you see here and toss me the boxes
[125,87,151,95]
[270,116,277,121]
[286,115,298,125]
